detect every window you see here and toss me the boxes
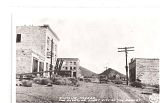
[45,63,49,77]
[70,67,72,70]
[65,67,68,70]
[74,67,76,70]
[47,37,50,45]
[16,34,21,43]
[32,58,38,72]
[52,42,55,51]
[39,62,44,77]
[63,61,66,65]
[55,45,57,51]
[74,62,76,65]
[39,62,44,71]
[46,63,48,71]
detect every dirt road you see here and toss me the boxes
[16,82,150,103]
[60,83,140,103]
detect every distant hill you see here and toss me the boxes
[79,66,98,78]
[99,68,125,80]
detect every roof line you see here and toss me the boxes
[57,58,79,61]
[43,24,60,41]
[132,58,159,60]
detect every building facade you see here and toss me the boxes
[16,25,59,77]
[129,58,159,85]
[57,58,81,78]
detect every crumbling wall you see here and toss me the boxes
[45,27,58,66]
[136,58,159,85]
[16,49,32,74]
[16,26,46,57]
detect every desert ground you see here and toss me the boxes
[16,81,159,103]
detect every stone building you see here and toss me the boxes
[16,24,59,77]
[57,58,81,78]
[129,58,159,85]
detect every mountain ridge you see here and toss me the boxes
[99,68,125,80]
[79,66,98,78]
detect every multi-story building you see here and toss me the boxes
[57,58,81,78]
[129,58,159,85]
[16,24,59,77]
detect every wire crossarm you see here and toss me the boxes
[117,46,135,85]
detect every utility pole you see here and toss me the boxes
[118,47,134,85]
[105,66,108,70]
[54,59,59,75]
[49,39,53,78]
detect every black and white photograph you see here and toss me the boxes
[12,4,160,103]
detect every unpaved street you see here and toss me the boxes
[16,82,150,103]
[61,83,140,103]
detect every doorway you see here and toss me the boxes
[73,72,76,77]
[32,58,38,73]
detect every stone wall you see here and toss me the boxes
[45,27,58,66]
[16,26,46,57]
[16,49,32,74]
[136,58,159,85]
[16,25,59,76]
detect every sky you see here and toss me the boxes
[14,8,160,74]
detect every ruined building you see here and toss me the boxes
[16,25,59,77]
[129,58,159,85]
[57,58,82,78]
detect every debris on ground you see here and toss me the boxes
[21,80,32,87]
[46,83,52,87]
[141,92,152,95]
[33,78,53,85]
[130,81,145,88]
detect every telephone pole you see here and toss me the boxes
[118,47,134,85]
[49,39,53,78]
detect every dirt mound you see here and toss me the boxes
[21,80,32,87]
[33,78,53,85]
[52,77,79,86]
[33,77,79,86]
